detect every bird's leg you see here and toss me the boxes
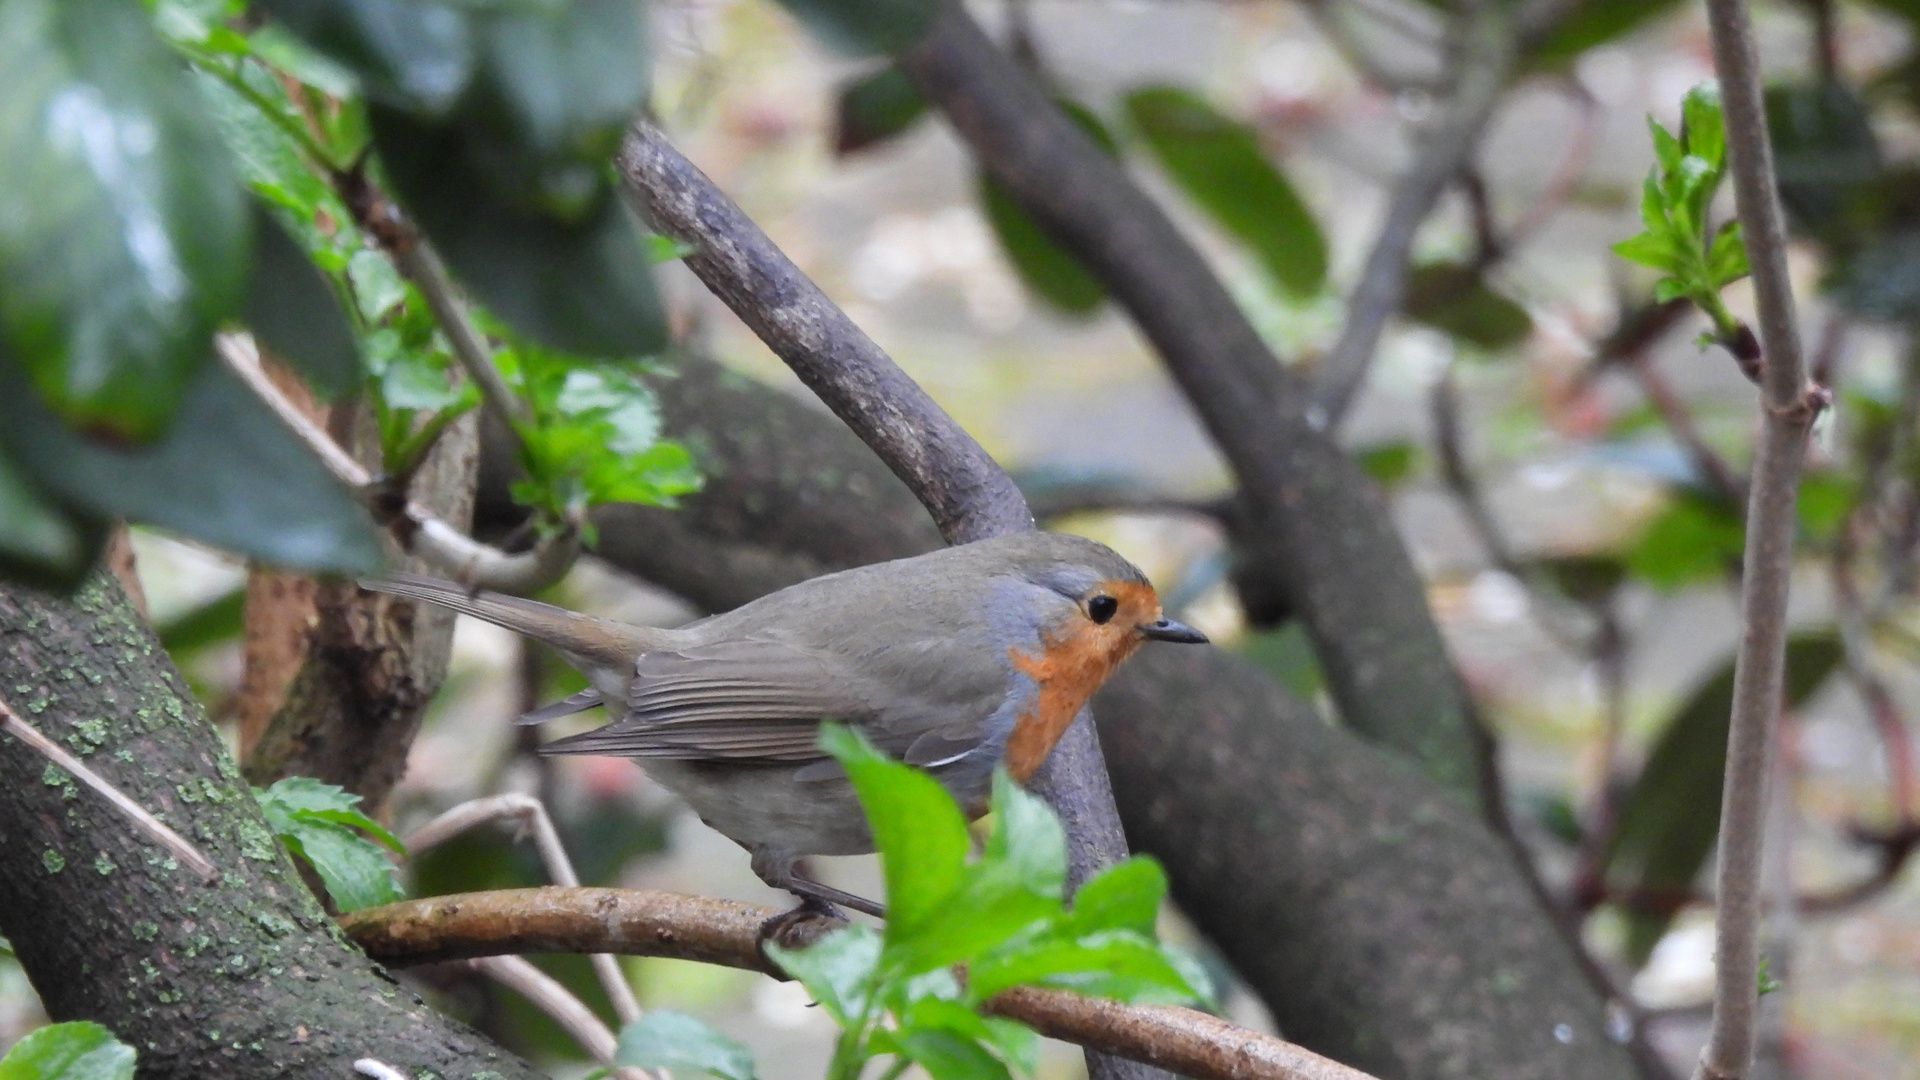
[750,849,888,920]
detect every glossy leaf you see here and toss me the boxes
[0,443,106,593]
[0,359,384,574]
[1123,85,1326,297]
[256,776,405,853]
[772,0,943,55]
[0,0,249,441]
[614,1012,759,1080]
[0,1021,135,1080]
[256,0,475,115]
[256,777,404,912]
[1605,632,1843,964]
[836,66,927,155]
[370,106,668,357]
[820,724,970,937]
[1401,262,1532,350]
[243,204,361,398]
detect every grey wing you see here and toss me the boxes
[539,637,874,762]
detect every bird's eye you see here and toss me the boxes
[1087,594,1118,625]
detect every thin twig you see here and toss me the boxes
[218,333,577,593]
[1695,1,1826,1076]
[465,954,658,1080]
[407,795,644,1030]
[342,887,1383,1080]
[389,240,531,430]
[1311,0,1523,431]
[0,699,218,882]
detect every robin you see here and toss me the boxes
[365,531,1207,916]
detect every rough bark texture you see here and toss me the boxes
[243,407,479,811]
[482,353,1640,1080]
[0,574,542,1080]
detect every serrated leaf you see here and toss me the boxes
[983,770,1066,901]
[0,0,249,441]
[256,0,474,115]
[966,931,1205,1006]
[284,817,404,912]
[1402,262,1532,350]
[370,105,667,358]
[256,776,405,852]
[763,923,882,1026]
[1648,119,1685,174]
[1061,857,1165,938]
[1612,230,1685,275]
[1681,82,1726,172]
[613,1012,758,1080]
[1706,221,1748,288]
[244,204,360,398]
[0,357,383,573]
[820,724,969,936]
[0,1021,135,1080]
[1605,632,1843,964]
[836,65,927,155]
[772,0,943,55]
[1124,86,1326,297]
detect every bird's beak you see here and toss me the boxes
[1140,618,1208,644]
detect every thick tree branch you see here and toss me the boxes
[342,887,1380,1080]
[1695,3,1826,1078]
[896,4,1492,811]
[1311,0,1523,430]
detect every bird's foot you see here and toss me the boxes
[758,895,850,954]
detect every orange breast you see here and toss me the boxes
[1002,580,1157,782]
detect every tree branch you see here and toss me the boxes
[1311,0,1523,430]
[342,887,1381,1080]
[1694,3,1827,1078]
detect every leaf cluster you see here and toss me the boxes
[254,776,407,913]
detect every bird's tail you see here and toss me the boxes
[359,573,662,671]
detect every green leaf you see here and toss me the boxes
[1235,622,1323,700]
[1605,632,1843,964]
[0,446,106,593]
[0,356,384,574]
[1061,857,1166,938]
[976,101,1116,316]
[1123,86,1326,297]
[835,65,927,156]
[1797,471,1853,544]
[155,587,247,654]
[763,923,883,1026]
[1401,262,1532,350]
[0,0,250,441]
[1530,0,1685,65]
[256,776,405,853]
[1705,221,1748,288]
[966,931,1205,1006]
[256,777,405,912]
[1680,82,1726,173]
[982,770,1066,901]
[0,1021,135,1080]
[256,0,475,114]
[1612,230,1685,275]
[243,203,361,398]
[1356,441,1418,489]
[1624,495,1744,591]
[820,724,970,936]
[1765,81,1881,242]
[613,1012,759,1080]
[772,0,943,55]
[370,105,668,358]
[890,1029,1013,1080]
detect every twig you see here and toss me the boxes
[342,887,1383,1080]
[1310,0,1523,431]
[407,795,643,1030]
[389,240,532,430]
[0,698,219,882]
[218,333,577,593]
[1694,2,1827,1077]
[464,954,656,1080]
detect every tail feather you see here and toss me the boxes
[360,573,660,670]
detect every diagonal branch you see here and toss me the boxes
[342,887,1381,1080]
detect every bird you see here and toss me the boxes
[363,531,1208,917]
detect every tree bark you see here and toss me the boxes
[0,573,541,1080]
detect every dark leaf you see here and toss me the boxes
[772,0,943,55]
[0,445,107,593]
[1402,262,1532,350]
[256,0,475,115]
[1536,554,1626,604]
[1764,81,1880,243]
[1624,494,1744,591]
[614,1012,759,1080]
[244,203,361,398]
[0,357,384,574]
[0,0,249,441]
[1061,857,1166,938]
[1827,227,1920,323]
[1605,632,1843,964]
[155,587,247,654]
[1530,0,1686,64]
[976,100,1117,316]
[835,65,927,155]
[370,105,667,357]
[0,1021,136,1080]
[1123,85,1326,297]
[1355,440,1418,488]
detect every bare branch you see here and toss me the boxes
[1310,0,1523,431]
[0,697,219,882]
[342,887,1383,1080]
[1694,1,1827,1077]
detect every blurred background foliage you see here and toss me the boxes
[11,0,1920,1076]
